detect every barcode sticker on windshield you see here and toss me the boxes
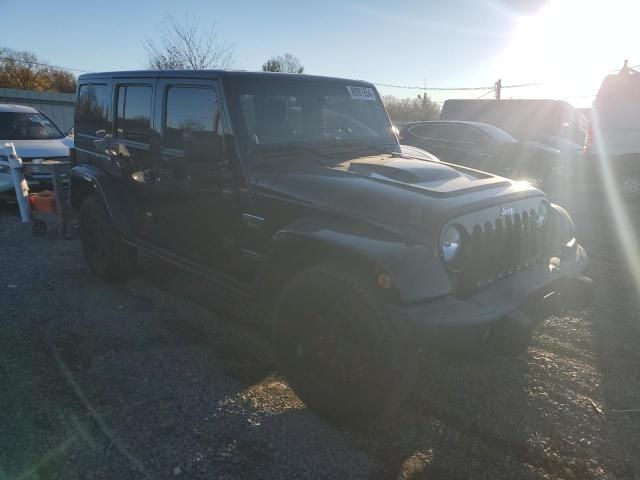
[347,86,377,101]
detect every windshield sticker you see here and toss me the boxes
[347,86,377,101]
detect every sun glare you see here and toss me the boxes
[497,0,640,102]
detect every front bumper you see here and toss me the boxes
[389,242,592,346]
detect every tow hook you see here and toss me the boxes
[558,274,594,311]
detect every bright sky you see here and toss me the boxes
[2,0,638,107]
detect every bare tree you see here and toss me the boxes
[262,53,304,74]
[45,70,76,93]
[145,13,235,70]
[382,94,440,124]
[0,47,77,93]
[0,47,49,90]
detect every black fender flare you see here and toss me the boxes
[261,216,452,304]
[69,164,134,238]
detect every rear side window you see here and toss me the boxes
[116,85,153,142]
[408,123,449,140]
[76,84,111,136]
[451,125,488,143]
[408,124,434,139]
[164,87,217,150]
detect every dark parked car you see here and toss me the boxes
[399,120,562,187]
[70,70,592,424]
[440,99,588,158]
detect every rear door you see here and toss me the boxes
[75,79,155,237]
[111,79,156,240]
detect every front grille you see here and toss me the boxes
[456,208,552,294]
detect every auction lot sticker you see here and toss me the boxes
[347,86,377,101]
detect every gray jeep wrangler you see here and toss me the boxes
[70,70,593,424]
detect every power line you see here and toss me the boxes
[372,80,543,91]
[0,56,89,73]
[374,82,491,91]
[1,53,633,100]
[475,89,495,99]
[501,82,545,89]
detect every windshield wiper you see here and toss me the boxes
[332,140,395,156]
[251,143,342,168]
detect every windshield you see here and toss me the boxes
[595,75,640,129]
[227,77,397,160]
[0,112,64,140]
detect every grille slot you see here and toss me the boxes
[458,209,550,293]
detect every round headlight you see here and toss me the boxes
[536,202,548,227]
[441,224,466,270]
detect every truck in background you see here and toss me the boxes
[585,65,640,199]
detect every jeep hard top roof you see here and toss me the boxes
[77,70,375,87]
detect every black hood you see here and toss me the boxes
[251,154,544,244]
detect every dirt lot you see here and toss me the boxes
[1,189,640,480]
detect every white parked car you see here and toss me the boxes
[0,104,73,198]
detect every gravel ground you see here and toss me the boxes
[1,189,640,480]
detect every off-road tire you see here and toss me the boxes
[273,264,418,426]
[79,195,137,282]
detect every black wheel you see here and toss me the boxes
[78,195,137,282]
[32,219,47,236]
[273,264,418,426]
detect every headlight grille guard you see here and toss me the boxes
[441,199,570,296]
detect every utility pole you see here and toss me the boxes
[621,59,629,74]
[494,78,502,100]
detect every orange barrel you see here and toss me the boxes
[29,190,57,214]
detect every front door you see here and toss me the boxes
[151,79,241,274]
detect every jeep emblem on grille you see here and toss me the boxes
[500,207,515,216]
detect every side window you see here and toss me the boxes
[408,124,435,139]
[115,85,152,142]
[164,86,218,151]
[434,124,456,139]
[76,83,111,136]
[455,125,489,143]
